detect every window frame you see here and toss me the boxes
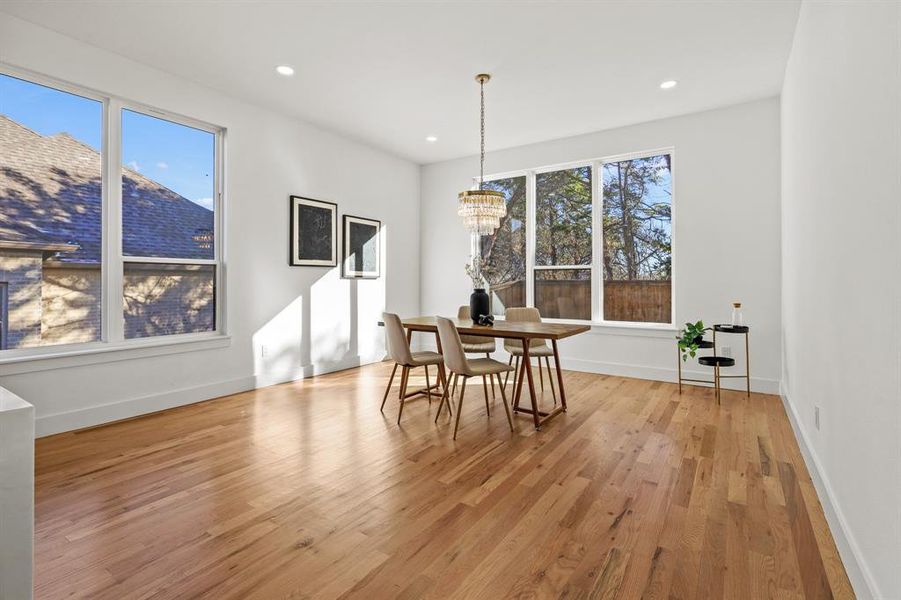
[476,147,675,329]
[0,64,228,368]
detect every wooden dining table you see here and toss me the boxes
[400,317,590,429]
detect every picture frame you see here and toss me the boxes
[342,215,381,279]
[289,195,337,267]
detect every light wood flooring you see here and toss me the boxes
[34,362,854,599]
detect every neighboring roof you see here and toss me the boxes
[0,114,213,263]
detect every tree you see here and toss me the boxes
[602,156,671,281]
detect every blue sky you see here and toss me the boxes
[1,73,214,210]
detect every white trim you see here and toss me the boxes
[123,257,218,265]
[525,170,536,307]
[0,334,231,376]
[35,374,253,438]
[779,384,880,600]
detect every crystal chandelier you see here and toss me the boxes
[458,73,506,236]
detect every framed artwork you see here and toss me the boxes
[342,215,381,279]
[289,196,337,266]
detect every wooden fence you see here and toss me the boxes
[491,279,671,323]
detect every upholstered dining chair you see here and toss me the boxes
[456,305,499,409]
[381,313,451,424]
[503,307,557,405]
[435,316,515,440]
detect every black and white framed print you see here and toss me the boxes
[342,215,381,279]
[289,196,337,266]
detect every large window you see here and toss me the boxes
[534,167,592,320]
[0,68,224,357]
[121,110,217,338]
[480,176,526,316]
[479,151,672,325]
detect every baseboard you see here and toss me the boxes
[253,353,381,389]
[414,337,779,394]
[560,356,780,394]
[779,383,881,600]
[35,375,256,438]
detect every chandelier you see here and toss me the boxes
[458,73,506,236]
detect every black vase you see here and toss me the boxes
[469,288,490,322]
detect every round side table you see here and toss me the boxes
[712,324,750,397]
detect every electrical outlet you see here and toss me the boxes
[261,345,268,358]
[722,346,732,358]
[814,406,820,430]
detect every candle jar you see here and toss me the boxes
[731,302,744,327]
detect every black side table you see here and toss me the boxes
[677,339,715,393]
[712,324,750,397]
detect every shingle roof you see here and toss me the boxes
[0,115,214,263]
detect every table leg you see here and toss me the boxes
[522,343,541,430]
[513,353,526,411]
[745,331,751,397]
[552,340,567,412]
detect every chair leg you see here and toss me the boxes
[435,372,452,423]
[398,365,409,399]
[381,363,398,412]
[545,357,557,405]
[482,375,490,416]
[498,377,514,432]
[453,377,468,440]
[397,366,409,424]
[451,373,458,398]
[486,353,496,399]
[504,355,514,388]
[425,365,431,404]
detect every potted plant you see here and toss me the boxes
[677,320,711,362]
[465,257,490,322]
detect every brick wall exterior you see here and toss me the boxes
[1,256,214,348]
[42,266,102,345]
[0,250,44,349]
[124,264,215,339]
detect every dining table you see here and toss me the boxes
[400,317,590,429]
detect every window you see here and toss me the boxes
[121,110,217,338]
[0,68,224,357]
[480,176,526,315]
[602,155,672,323]
[0,73,103,350]
[477,151,673,326]
[534,167,592,320]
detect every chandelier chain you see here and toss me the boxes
[479,76,485,189]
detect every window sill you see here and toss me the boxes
[0,333,231,376]
[495,317,677,338]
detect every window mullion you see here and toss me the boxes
[525,170,536,308]
[592,160,603,323]
[104,99,124,343]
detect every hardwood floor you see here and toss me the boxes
[34,362,853,599]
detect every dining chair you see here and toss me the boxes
[456,305,499,410]
[503,307,557,405]
[381,313,451,424]
[435,316,514,440]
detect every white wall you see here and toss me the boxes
[781,2,901,598]
[420,99,782,392]
[0,15,421,435]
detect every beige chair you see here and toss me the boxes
[456,305,499,405]
[381,313,451,424]
[503,307,557,405]
[435,316,514,440]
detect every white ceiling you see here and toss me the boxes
[0,1,800,164]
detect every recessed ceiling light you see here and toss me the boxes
[659,79,678,90]
[425,135,438,143]
[276,65,295,76]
